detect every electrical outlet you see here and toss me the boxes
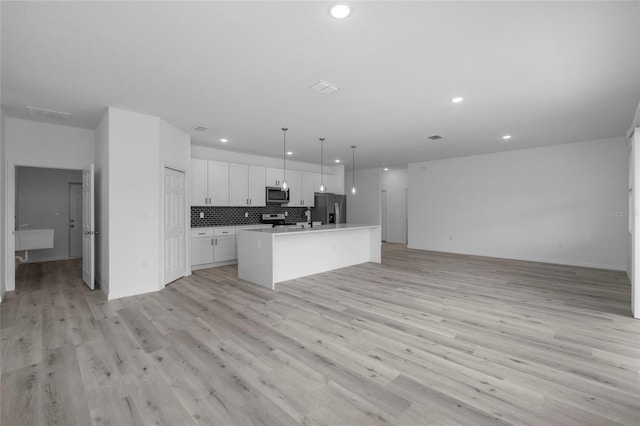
[244,212,249,218]
[284,211,288,216]
[199,212,204,219]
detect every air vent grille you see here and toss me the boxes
[193,125,209,132]
[309,80,340,95]
[428,135,443,140]
[25,106,72,120]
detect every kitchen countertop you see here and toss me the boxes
[239,223,377,234]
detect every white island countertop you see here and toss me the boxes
[238,223,381,289]
[240,223,379,234]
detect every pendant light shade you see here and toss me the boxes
[351,145,357,195]
[281,128,288,190]
[319,138,326,192]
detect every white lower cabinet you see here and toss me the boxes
[191,225,271,268]
[213,228,236,262]
[190,229,214,266]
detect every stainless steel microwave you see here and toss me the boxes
[266,186,289,204]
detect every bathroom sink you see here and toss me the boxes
[15,229,55,251]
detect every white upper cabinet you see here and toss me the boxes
[266,167,285,187]
[190,159,229,206]
[287,170,302,206]
[248,166,266,206]
[229,164,266,206]
[229,163,250,206]
[190,159,209,206]
[208,161,230,206]
[192,158,315,207]
[287,171,315,207]
[301,172,315,207]
[314,172,344,195]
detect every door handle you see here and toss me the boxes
[70,225,74,228]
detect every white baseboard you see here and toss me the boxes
[23,255,80,263]
[407,245,627,272]
[107,285,159,301]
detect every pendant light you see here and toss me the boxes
[319,138,326,192]
[281,128,288,190]
[350,145,357,195]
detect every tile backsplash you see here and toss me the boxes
[191,205,309,227]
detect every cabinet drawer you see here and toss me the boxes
[214,228,235,236]
[190,229,214,238]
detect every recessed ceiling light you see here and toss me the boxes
[502,135,512,140]
[335,159,341,163]
[451,97,464,103]
[220,138,228,143]
[330,4,351,19]
[383,168,389,171]
[287,151,293,156]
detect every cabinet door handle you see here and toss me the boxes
[211,239,214,246]
[215,238,218,245]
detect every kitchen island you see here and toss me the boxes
[238,224,381,289]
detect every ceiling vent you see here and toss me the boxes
[193,125,209,131]
[309,80,340,95]
[25,106,72,121]
[428,135,443,140]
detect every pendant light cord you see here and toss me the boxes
[282,128,288,187]
[320,138,325,191]
[351,145,356,194]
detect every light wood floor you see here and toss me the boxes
[1,244,639,425]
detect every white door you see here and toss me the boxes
[164,167,187,285]
[69,183,83,258]
[82,164,95,289]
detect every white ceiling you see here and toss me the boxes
[2,1,639,169]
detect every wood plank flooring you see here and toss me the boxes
[1,244,639,425]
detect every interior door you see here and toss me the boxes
[164,167,186,285]
[82,164,95,289]
[69,183,83,258]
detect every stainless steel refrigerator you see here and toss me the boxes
[311,193,347,224]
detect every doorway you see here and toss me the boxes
[6,161,93,293]
[69,183,83,258]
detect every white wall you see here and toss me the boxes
[381,168,408,244]
[408,138,629,270]
[160,120,191,170]
[16,167,82,262]
[106,108,161,299]
[346,168,382,226]
[5,117,94,168]
[94,111,109,295]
